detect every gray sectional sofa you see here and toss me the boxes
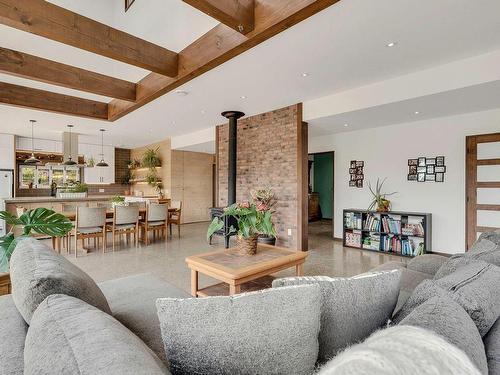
[1,233,500,374]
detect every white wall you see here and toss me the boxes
[309,109,500,254]
[0,134,15,170]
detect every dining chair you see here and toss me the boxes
[106,205,140,251]
[168,200,182,238]
[139,203,168,246]
[72,207,107,257]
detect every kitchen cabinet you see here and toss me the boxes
[16,137,62,153]
[81,143,115,184]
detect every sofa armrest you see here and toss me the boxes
[407,254,449,276]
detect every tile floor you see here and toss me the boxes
[60,220,408,294]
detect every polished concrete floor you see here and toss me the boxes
[61,220,408,294]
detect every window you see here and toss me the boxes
[65,168,79,185]
[19,166,36,189]
[51,167,65,187]
[36,167,51,188]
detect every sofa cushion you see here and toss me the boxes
[317,326,482,375]
[99,273,190,365]
[406,253,449,276]
[484,318,500,375]
[24,294,169,375]
[272,270,401,363]
[0,295,28,375]
[477,231,500,246]
[10,237,111,323]
[156,285,321,375]
[393,261,500,336]
[399,295,488,374]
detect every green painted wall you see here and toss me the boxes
[313,153,333,219]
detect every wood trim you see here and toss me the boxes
[108,0,342,121]
[477,158,500,166]
[476,181,500,188]
[0,0,178,76]
[183,0,255,34]
[477,204,500,211]
[0,81,108,120]
[0,47,137,101]
[477,226,500,233]
[215,126,220,206]
[465,135,477,250]
[475,133,500,143]
[0,272,11,296]
[297,104,308,251]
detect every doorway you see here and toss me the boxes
[308,151,335,240]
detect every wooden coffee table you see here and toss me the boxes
[186,244,308,297]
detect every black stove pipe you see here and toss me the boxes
[221,111,245,206]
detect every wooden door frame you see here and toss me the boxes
[465,132,500,250]
[308,151,335,239]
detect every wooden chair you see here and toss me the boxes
[106,205,140,252]
[168,201,182,237]
[72,207,107,257]
[139,203,168,246]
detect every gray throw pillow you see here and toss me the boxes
[10,237,111,323]
[24,294,169,375]
[399,295,487,374]
[156,285,321,375]
[317,326,482,375]
[394,260,500,336]
[435,238,500,279]
[484,318,500,375]
[272,270,402,363]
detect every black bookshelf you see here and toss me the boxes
[343,209,432,257]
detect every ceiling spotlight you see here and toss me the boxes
[414,111,420,115]
[240,95,247,99]
[201,110,206,114]
[344,123,349,127]
[175,90,188,96]
[386,42,397,47]
[302,73,309,77]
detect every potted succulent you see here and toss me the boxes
[0,208,72,273]
[110,196,127,208]
[251,188,277,245]
[367,178,397,212]
[207,200,276,255]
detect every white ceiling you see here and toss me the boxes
[1,0,500,147]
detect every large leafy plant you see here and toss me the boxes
[207,201,276,241]
[141,147,161,169]
[0,208,73,272]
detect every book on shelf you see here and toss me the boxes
[344,212,363,230]
[345,230,362,247]
[362,233,381,251]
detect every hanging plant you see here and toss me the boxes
[146,170,159,186]
[142,147,161,169]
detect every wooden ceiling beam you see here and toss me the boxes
[0,82,108,120]
[0,47,137,101]
[108,0,341,121]
[0,0,178,77]
[183,0,255,34]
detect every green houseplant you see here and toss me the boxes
[251,188,277,245]
[368,178,397,212]
[141,147,161,169]
[207,201,276,255]
[0,208,72,272]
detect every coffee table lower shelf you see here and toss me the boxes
[195,275,276,297]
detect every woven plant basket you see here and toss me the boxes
[237,235,258,255]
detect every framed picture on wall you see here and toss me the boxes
[125,0,136,11]
[436,156,445,166]
[418,157,426,166]
[356,179,363,188]
[435,166,446,173]
[436,172,445,182]
[409,165,417,174]
[355,161,364,167]
[426,158,436,165]
[349,181,356,187]
[417,166,426,173]
[426,174,436,182]
[408,174,417,181]
[408,159,418,166]
[417,173,425,182]
[426,165,435,174]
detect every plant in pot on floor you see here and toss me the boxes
[251,188,277,245]
[0,208,72,272]
[368,178,397,212]
[207,200,277,255]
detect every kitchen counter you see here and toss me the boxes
[3,196,117,204]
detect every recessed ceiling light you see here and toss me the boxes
[201,110,206,114]
[240,95,247,99]
[302,73,309,77]
[386,42,397,47]
[175,90,188,96]
[344,123,349,127]
[414,111,420,115]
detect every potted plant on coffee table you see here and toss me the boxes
[251,188,277,245]
[207,200,277,255]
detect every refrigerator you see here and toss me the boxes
[0,169,14,236]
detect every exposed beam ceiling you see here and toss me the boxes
[0,47,137,101]
[183,0,255,34]
[0,0,178,77]
[108,0,342,121]
[0,81,108,120]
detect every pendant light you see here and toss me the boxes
[25,120,41,165]
[96,129,109,167]
[63,124,77,166]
